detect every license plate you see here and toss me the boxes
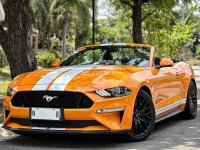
[30,108,62,121]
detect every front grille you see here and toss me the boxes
[11,91,93,108]
[10,118,102,128]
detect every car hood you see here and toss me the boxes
[10,65,145,90]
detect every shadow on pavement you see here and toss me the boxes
[1,104,200,150]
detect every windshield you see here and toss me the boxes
[61,46,150,67]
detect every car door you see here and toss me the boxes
[170,65,184,99]
[154,66,183,117]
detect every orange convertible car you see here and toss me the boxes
[3,43,197,141]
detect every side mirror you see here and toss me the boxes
[51,59,61,67]
[158,58,174,68]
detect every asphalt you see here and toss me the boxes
[0,67,200,150]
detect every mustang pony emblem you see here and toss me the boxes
[43,95,58,102]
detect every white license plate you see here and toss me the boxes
[30,108,62,121]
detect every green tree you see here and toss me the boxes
[54,0,78,57]
[109,0,177,43]
[0,0,37,78]
[75,0,91,49]
[31,0,59,50]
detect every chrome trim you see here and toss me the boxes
[97,107,125,114]
[156,98,186,116]
[156,110,183,123]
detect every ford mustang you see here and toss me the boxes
[3,43,197,141]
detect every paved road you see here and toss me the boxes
[0,67,200,150]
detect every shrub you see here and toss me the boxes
[36,50,61,68]
[50,36,61,50]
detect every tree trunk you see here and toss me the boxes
[132,0,143,43]
[75,29,80,49]
[0,0,37,79]
[75,30,87,49]
[46,20,51,50]
[62,23,67,57]
[41,27,46,50]
[62,12,68,57]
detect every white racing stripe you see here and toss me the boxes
[156,98,186,116]
[32,66,78,91]
[49,65,97,91]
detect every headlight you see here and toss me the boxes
[6,87,15,96]
[96,86,131,97]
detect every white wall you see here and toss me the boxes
[0,1,5,22]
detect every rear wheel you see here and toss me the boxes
[180,81,197,119]
[126,90,155,141]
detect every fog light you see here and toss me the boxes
[97,107,125,114]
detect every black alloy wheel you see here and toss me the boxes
[126,90,155,141]
[180,81,197,119]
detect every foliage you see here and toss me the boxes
[36,50,61,67]
[31,0,60,49]
[0,46,8,68]
[30,0,200,60]
[50,36,61,50]
[0,67,11,97]
[31,0,91,52]
[74,0,91,48]
[102,0,200,59]
[96,17,132,43]
[171,24,195,49]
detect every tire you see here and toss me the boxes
[126,90,155,141]
[179,81,197,119]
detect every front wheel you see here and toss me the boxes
[126,90,155,141]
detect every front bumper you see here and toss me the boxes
[3,90,136,133]
[3,125,129,135]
